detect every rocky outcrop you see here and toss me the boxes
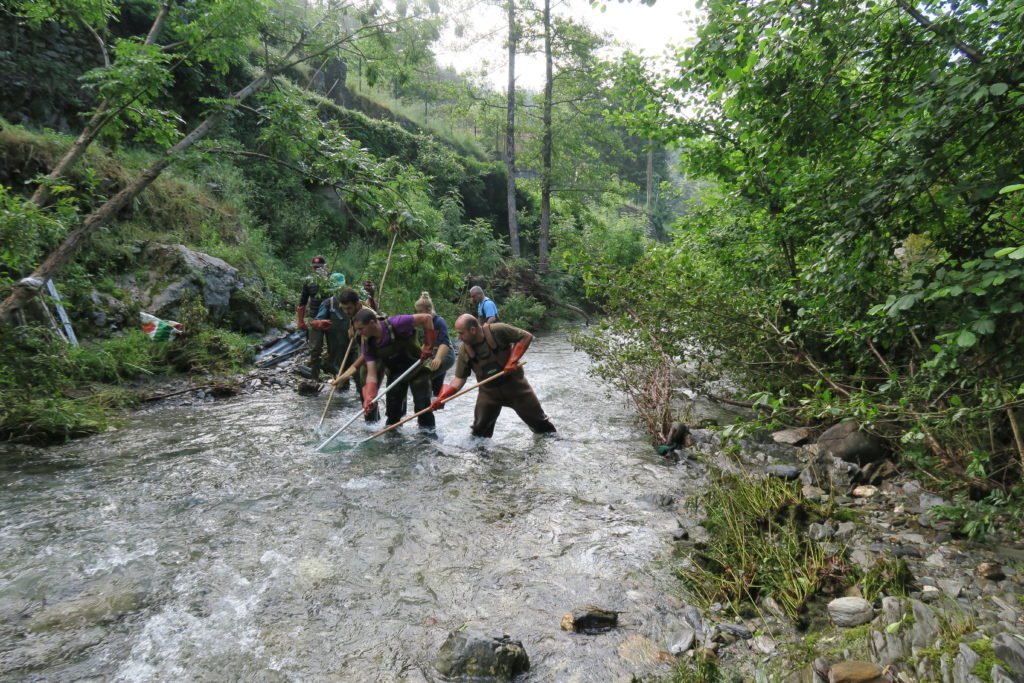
[119,243,270,333]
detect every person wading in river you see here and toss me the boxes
[346,308,437,429]
[431,315,555,438]
[309,275,358,391]
[296,255,332,379]
[329,286,381,419]
[470,285,499,324]
[413,291,454,397]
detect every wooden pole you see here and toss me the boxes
[352,363,526,448]
[315,359,425,451]
[316,333,356,429]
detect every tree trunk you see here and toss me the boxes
[0,71,273,324]
[539,0,552,272]
[505,0,520,258]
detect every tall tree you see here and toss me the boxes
[505,0,521,258]
[538,0,552,270]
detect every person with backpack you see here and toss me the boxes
[431,315,555,438]
[296,255,332,379]
[470,285,499,323]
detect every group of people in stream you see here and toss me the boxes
[294,255,556,439]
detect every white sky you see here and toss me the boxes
[433,0,701,91]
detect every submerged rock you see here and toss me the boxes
[432,629,529,681]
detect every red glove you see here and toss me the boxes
[430,384,457,411]
[296,305,307,331]
[420,327,437,360]
[362,381,378,415]
[310,319,332,331]
[503,341,526,373]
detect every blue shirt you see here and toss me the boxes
[433,315,452,350]
[477,297,499,321]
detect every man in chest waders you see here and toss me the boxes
[350,308,437,429]
[296,256,332,379]
[309,278,360,394]
[430,314,555,438]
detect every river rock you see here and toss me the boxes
[772,427,815,446]
[560,605,618,633]
[432,629,529,681]
[954,642,981,683]
[827,660,889,683]
[991,665,1017,683]
[617,634,664,666]
[669,624,696,654]
[992,633,1024,679]
[976,562,1006,581]
[828,597,874,627]
[768,464,803,480]
[816,420,887,465]
[801,453,859,492]
[851,485,878,498]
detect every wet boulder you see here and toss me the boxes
[432,629,529,681]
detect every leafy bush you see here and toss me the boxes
[0,326,163,442]
[499,293,546,331]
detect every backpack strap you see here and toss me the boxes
[464,323,499,360]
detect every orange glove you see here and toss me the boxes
[503,341,526,373]
[430,384,457,411]
[310,319,332,331]
[362,381,378,415]
[296,305,307,331]
[420,327,437,360]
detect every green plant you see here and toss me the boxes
[675,474,845,622]
[853,557,916,603]
[499,293,547,331]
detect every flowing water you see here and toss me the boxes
[0,333,696,682]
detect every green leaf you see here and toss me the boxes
[999,184,1024,195]
[971,318,995,334]
[989,83,1009,96]
[956,330,977,348]
[726,67,744,81]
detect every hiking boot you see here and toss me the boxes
[293,365,314,379]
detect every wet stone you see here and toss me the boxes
[432,629,529,681]
[560,605,619,633]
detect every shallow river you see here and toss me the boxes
[0,333,694,682]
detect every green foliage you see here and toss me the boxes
[0,186,72,283]
[660,657,725,683]
[499,293,546,331]
[0,325,162,442]
[931,485,1024,540]
[853,558,916,603]
[675,474,845,622]
[164,292,253,373]
[579,0,1024,502]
